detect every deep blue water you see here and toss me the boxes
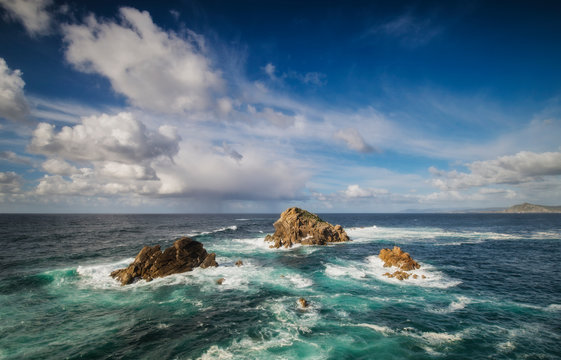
[0,213,560,359]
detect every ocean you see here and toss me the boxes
[0,213,560,359]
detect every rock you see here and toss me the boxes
[383,270,411,280]
[216,277,225,285]
[235,259,243,267]
[298,297,309,308]
[110,237,218,285]
[379,246,421,281]
[265,207,350,248]
[379,246,420,271]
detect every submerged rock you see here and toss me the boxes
[379,246,421,281]
[264,207,350,248]
[235,259,243,267]
[298,297,309,308]
[110,237,218,285]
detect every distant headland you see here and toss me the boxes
[501,203,561,213]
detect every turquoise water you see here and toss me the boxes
[1,214,560,359]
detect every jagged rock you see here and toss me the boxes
[216,277,225,285]
[383,270,411,280]
[235,259,243,267]
[264,207,350,248]
[379,246,420,271]
[110,237,218,285]
[298,297,309,308]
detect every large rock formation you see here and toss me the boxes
[111,237,218,285]
[379,246,421,281]
[264,207,350,248]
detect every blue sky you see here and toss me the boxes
[0,0,560,213]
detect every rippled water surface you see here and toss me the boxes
[1,213,560,359]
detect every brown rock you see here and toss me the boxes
[412,274,418,279]
[378,246,420,271]
[382,270,411,280]
[235,259,243,267]
[216,277,225,285]
[264,207,350,248]
[298,297,309,308]
[110,237,218,285]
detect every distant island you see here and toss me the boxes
[502,203,561,213]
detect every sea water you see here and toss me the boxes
[0,213,560,359]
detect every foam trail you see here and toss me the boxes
[76,258,134,289]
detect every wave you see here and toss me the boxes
[352,323,464,344]
[427,296,471,314]
[199,296,322,359]
[193,225,238,236]
[323,256,461,289]
[346,225,561,245]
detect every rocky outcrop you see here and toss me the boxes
[379,246,420,271]
[379,246,421,281]
[111,237,218,285]
[298,297,309,308]
[265,207,350,248]
[235,259,243,267]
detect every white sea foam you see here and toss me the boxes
[196,225,238,236]
[353,323,464,344]
[545,304,561,312]
[427,296,471,314]
[364,255,461,288]
[235,218,251,221]
[76,258,134,289]
[324,263,367,279]
[346,224,559,246]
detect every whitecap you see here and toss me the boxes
[353,323,464,344]
[427,296,471,314]
[364,256,461,289]
[324,263,367,279]
[76,257,134,289]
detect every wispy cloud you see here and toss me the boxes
[361,12,442,47]
[0,0,53,36]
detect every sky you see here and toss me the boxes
[0,0,560,213]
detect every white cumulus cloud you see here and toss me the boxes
[28,112,180,163]
[0,58,29,122]
[62,7,223,114]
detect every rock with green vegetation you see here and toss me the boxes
[264,207,350,248]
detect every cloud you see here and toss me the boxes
[28,112,180,164]
[263,62,326,86]
[0,150,33,165]
[247,105,297,128]
[286,71,327,86]
[41,158,78,175]
[0,0,52,36]
[369,12,442,47]
[343,184,389,198]
[334,127,376,153]
[430,151,561,190]
[263,63,276,80]
[62,7,223,114]
[0,58,29,122]
[0,171,22,193]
